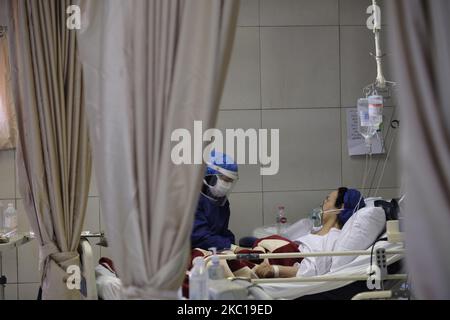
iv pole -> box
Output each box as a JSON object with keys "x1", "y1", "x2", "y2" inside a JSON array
[{"x1": 363, "y1": 0, "x2": 396, "y2": 98}]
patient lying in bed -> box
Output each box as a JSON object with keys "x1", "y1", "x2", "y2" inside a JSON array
[
  {"x1": 188, "y1": 187, "x2": 370, "y2": 282},
  {"x1": 254, "y1": 187, "x2": 390, "y2": 278},
  {"x1": 255, "y1": 187, "x2": 362, "y2": 278}
]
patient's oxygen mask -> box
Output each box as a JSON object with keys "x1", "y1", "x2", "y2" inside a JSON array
[
  {"x1": 310, "y1": 207, "x2": 323, "y2": 231},
  {"x1": 309, "y1": 207, "x2": 342, "y2": 232}
]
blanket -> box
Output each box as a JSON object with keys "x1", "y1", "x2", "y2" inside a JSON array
[{"x1": 183, "y1": 235, "x2": 302, "y2": 298}]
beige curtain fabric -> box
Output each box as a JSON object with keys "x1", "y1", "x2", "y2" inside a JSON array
[
  {"x1": 8, "y1": 0, "x2": 91, "y2": 299},
  {"x1": 77, "y1": 0, "x2": 239, "y2": 299},
  {"x1": 389, "y1": 0, "x2": 450, "y2": 298},
  {"x1": 0, "y1": 34, "x2": 17, "y2": 150}
]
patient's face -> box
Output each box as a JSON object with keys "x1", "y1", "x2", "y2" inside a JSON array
[
  {"x1": 322, "y1": 190, "x2": 339, "y2": 212},
  {"x1": 322, "y1": 191, "x2": 341, "y2": 224}
]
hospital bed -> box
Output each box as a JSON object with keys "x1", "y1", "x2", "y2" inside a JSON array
[
  {"x1": 79, "y1": 197, "x2": 408, "y2": 300},
  {"x1": 203, "y1": 197, "x2": 408, "y2": 300},
  {"x1": 78, "y1": 235, "x2": 407, "y2": 300},
  {"x1": 204, "y1": 237, "x2": 406, "y2": 300},
  {"x1": 78, "y1": 231, "x2": 109, "y2": 300}
]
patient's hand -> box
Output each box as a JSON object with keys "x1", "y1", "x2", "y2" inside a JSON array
[
  {"x1": 233, "y1": 246, "x2": 248, "y2": 253},
  {"x1": 255, "y1": 260, "x2": 274, "y2": 278},
  {"x1": 231, "y1": 244, "x2": 248, "y2": 253}
]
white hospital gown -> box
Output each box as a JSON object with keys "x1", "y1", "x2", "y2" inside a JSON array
[{"x1": 294, "y1": 228, "x2": 341, "y2": 277}]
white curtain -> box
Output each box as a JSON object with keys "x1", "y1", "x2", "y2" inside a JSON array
[
  {"x1": 389, "y1": 0, "x2": 450, "y2": 299},
  {"x1": 0, "y1": 33, "x2": 17, "y2": 150},
  {"x1": 77, "y1": 0, "x2": 239, "y2": 299},
  {"x1": 8, "y1": 0, "x2": 91, "y2": 299}
]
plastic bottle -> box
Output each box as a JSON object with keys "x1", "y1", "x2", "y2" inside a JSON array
[
  {"x1": 208, "y1": 248, "x2": 224, "y2": 280},
  {"x1": 3, "y1": 203, "x2": 17, "y2": 238},
  {"x1": 357, "y1": 98, "x2": 377, "y2": 146},
  {"x1": 368, "y1": 95, "x2": 384, "y2": 129},
  {"x1": 276, "y1": 206, "x2": 287, "y2": 235},
  {"x1": 189, "y1": 257, "x2": 209, "y2": 300}
]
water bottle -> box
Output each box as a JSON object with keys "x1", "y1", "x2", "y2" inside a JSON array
[
  {"x1": 368, "y1": 95, "x2": 383, "y2": 129},
  {"x1": 3, "y1": 203, "x2": 17, "y2": 238},
  {"x1": 357, "y1": 98, "x2": 377, "y2": 146},
  {"x1": 189, "y1": 257, "x2": 209, "y2": 300},
  {"x1": 276, "y1": 206, "x2": 287, "y2": 236},
  {"x1": 208, "y1": 248, "x2": 224, "y2": 280}
]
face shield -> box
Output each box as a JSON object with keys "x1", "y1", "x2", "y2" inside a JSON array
[{"x1": 201, "y1": 162, "x2": 238, "y2": 205}]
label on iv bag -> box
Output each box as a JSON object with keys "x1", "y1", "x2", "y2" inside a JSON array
[
  {"x1": 369, "y1": 104, "x2": 383, "y2": 127},
  {"x1": 347, "y1": 108, "x2": 385, "y2": 156},
  {"x1": 359, "y1": 110, "x2": 371, "y2": 127}
]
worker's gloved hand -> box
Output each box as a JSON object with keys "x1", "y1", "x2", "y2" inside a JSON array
[{"x1": 255, "y1": 259, "x2": 275, "y2": 278}]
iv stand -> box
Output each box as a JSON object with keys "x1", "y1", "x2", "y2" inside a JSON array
[{"x1": 363, "y1": 0, "x2": 396, "y2": 98}]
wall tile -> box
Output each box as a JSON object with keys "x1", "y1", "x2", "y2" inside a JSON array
[
  {"x1": 17, "y1": 240, "x2": 40, "y2": 283},
  {"x1": 216, "y1": 110, "x2": 262, "y2": 192},
  {"x1": 221, "y1": 27, "x2": 261, "y2": 109},
  {"x1": 228, "y1": 192, "x2": 263, "y2": 240},
  {"x1": 341, "y1": 107, "x2": 400, "y2": 189},
  {"x1": 261, "y1": 27, "x2": 340, "y2": 108},
  {"x1": 261, "y1": 0, "x2": 338, "y2": 26},
  {"x1": 263, "y1": 190, "x2": 333, "y2": 226},
  {"x1": 4, "y1": 283, "x2": 18, "y2": 300},
  {"x1": 1, "y1": 246, "x2": 17, "y2": 284},
  {"x1": 0, "y1": 150, "x2": 15, "y2": 199},
  {"x1": 237, "y1": 0, "x2": 259, "y2": 26},
  {"x1": 18, "y1": 283, "x2": 40, "y2": 300},
  {"x1": 262, "y1": 109, "x2": 341, "y2": 191}
]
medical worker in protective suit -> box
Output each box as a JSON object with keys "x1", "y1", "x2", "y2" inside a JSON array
[{"x1": 191, "y1": 151, "x2": 239, "y2": 251}]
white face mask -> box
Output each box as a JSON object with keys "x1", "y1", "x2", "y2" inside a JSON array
[{"x1": 210, "y1": 178, "x2": 233, "y2": 198}]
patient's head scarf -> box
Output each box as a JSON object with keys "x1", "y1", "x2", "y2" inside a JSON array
[{"x1": 338, "y1": 189, "x2": 365, "y2": 226}]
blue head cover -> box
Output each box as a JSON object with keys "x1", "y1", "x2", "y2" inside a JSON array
[
  {"x1": 338, "y1": 189, "x2": 365, "y2": 226},
  {"x1": 205, "y1": 150, "x2": 238, "y2": 178}
]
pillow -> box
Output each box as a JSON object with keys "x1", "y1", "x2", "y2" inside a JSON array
[
  {"x1": 364, "y1": 197, "x2": 383, "y2": 208},
  {"x1": 330, "y1": 206, "x2": 386, "y2": 271}
]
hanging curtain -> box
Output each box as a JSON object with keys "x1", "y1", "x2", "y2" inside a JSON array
[
  {"x1": 389, "y1": 0, "x2": 450, "y2": 299},
  {"x1": 0, "y1": 32, "x2": 17, "y2": 150},
  {"x1": 8, "y1": 0, "x2": 91, "y2": 299},
  {"x1": 77, "y1": 0, "x2": 239, "y2": 299}
]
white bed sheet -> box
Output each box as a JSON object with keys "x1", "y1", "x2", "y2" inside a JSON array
[{"x1": 259, "y1": 241, "x2": 404, "y2": 300}]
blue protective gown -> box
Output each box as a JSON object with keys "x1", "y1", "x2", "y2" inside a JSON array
[{"x1": 191, "y1": 193, "x2": 235, "y2": 250}]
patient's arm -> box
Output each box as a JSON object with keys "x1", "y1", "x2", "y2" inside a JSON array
[
  {"x1": 255, "y1": 260, "x2": 298, "y2": 278},
  {"x1": 278, "y1": 265, "x2": 299, "y2": 278}
]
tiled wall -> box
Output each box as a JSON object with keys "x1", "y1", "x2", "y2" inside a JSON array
[
  {"x1": 0, "y1": 149, "x2": 104, "y2": 300},
  {"x1": 218, "y1": 0, "x2": 400, "y2": 240},
  {"x1": 0, "y1": 0, "x2": 400, "y2": 300}
]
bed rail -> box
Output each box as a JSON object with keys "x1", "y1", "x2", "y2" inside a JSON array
[
  {"x1": 204, "y1": 247, "x2": 406, "y2": 286},
  {"x1": 252, "y1": 273, "x2": 407, "y2": 284},
  {"x1": 204, "y1": 249, "x2": 405, "y2": 264}
]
